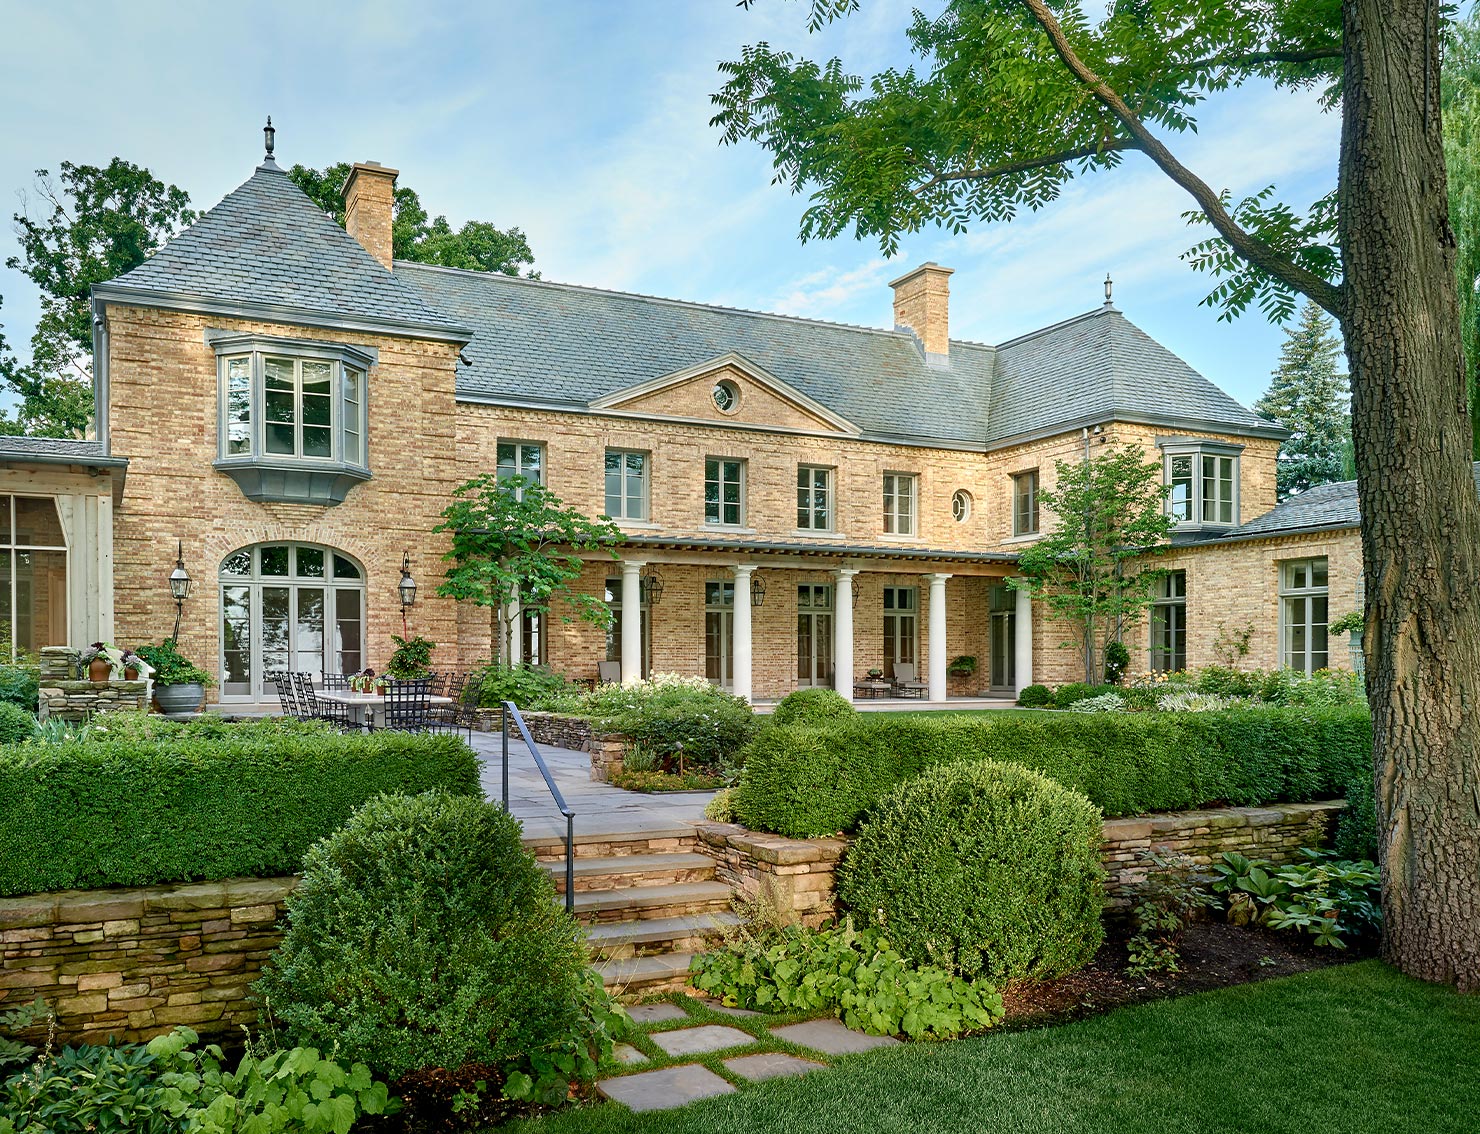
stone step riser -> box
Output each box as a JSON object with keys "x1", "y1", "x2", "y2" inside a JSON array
[
  {"x1": 553, "y1": 865, "x2": 716, "y2": 894},
  {"x1": 576, "y1": 895, "x2": 733, "y2": 925},
  {"x1": 605, "y1": 970, "x2": 692, "y2": 994},
  {"x1": 526, "y1": 835, "x2": 700, "y2": 862},
  {"x1": 589, "y1": 929, "x2": 727, "y2": 961}
]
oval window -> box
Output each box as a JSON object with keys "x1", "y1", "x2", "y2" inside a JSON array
[
  {"x1": 951, "y1": 489, "x2": 972, "y2": 523},
  {"x1": 712, "y1": 380, "x2": 740, "y2": 413}
]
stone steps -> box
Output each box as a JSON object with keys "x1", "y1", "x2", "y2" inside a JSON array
[
  {"x1": 542, "y1": 852, "x2": 716, "y2": 893},
  {"x1": 596, "y1": 951, "x2": 699, "y2": 994},
  {"x1": 585, "y1": 911, "x2": 740, "y2": 959},
  {"x1": 523, "y1": 827, "x2": 699, "y2": 863},
  {"x1": 572, "y1": 880, "x2": 734, "y2": 924}
]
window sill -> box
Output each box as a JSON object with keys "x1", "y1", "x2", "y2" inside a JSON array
[
  {"x1": 1003, "y1": 532, "x2": 1042, "y2": 545},
  {"x1": 877, "y1": 532, "x2": 924, "y2": 543},
  {"x1": 791, "y1": 529, "x2": 845, "y2": 539},
  {"x1": 614, "y1": 519, "x2": 661, "y2": 530},
  {"x1": 214, "y1": 457, "x2": 371, "y2": 506},
  {"x1": 702, "y1": 524, "x2": 757, "y2": 534}
]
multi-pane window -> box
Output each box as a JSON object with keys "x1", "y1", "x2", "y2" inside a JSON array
[
  {"x1": 605, "y1": 450, "x2": 648, "y2": 521},
  {"x1": 0, "y1": 496, "x2": 68, "y2": 663},
  {"x1": 705, "y1": 580, "x2": 735, "y2": 686},
  {"x1": 496, "y1": 441, "x2": 544, "y2": 486},
  {"x1": 1164, "y1": 448, "x2": 1239, "y2": 525},
  {"x1": 1150, "y1": 570, "x2": 1188, "y2": 673},
  {"x1": 705, "y1": 458, "x2": 745, "y2": 526},
  {"x1": 220, "y1": 351, "x2": 366, "y2": 467},
  {"x1": 797, "y1": 465, "x2": 833, "y2": 530},
  {"x1": 883, "y1": 586, "x2": 918, "y2": 679},
  {"x1": 883, "y1": 473, "x2": 917, "y2": 535},
  {"x1": 1013, "y1": 470, "x2": 1040, "y2": 536},
  {"x1": 1281, "y1": 558, "x2": 1329, "y2": 673}
]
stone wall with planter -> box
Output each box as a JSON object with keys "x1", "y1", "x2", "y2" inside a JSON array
[
  {"x1": 36, "y1": 645, "x2": 149, "y2": 724},
  {"x1": 0, "y1": 877, "x2": 295, "y2": 1045},
  {"x1": 696, "y1": 799, "x2": 1346, "y2": 926},
  {"x1": 473, "y1": 707, "x2": 633, "y2": 781}
]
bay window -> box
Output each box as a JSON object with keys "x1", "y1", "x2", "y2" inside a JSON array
[{"x1": 1160, "y1": 440, "x2": 1242, "y2": 528}]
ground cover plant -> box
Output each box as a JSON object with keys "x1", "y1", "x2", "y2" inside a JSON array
[
  {"x1": 1213, "y1": 849, "x2": 1381, "y2": 949},
  {"x1": 0, "y1": 714, "x2": 480, "y2": 895},
  {"x1": 734, "y1": 704, "x2": 1371, "y2": 839}
]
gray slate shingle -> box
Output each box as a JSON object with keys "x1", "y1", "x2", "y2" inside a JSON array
[
  {"x1": 0, "y1": 436, "x2": 112, "y2": 461},
  {"x1": 103, "y1": 166, "x2": 465, "y2": 333}
]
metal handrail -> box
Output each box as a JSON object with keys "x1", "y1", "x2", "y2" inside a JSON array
[{"x1": 501, "y1": 700, "x2": 575, "y2": 912}]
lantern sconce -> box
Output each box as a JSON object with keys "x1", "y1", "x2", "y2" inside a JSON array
[
  {"x1": 750, "y1": 572, "x2": 767, "y2": 608},
  {"x1": 398, "y1": 551, "x2": 418, "y2": 609},
  {"x1": 640, "y1": 564, "x2": 665, "y2": 606},
  {"x1": 168, "y1": 540, "x2": 192, "y2": 643}
]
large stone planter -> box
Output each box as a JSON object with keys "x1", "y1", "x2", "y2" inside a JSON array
[{"x1": 154, "y1": 683, "x2": 204, "y2": 715}]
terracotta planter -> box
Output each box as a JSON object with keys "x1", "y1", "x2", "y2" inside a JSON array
[
  {"x1": 88, "y1": 658, "x2": 111, "y2": 682},
  {"x1": 124, "y1": 667, "x2": 140, "y2": 682}
]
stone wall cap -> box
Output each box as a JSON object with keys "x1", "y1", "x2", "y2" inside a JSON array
[{"x1": 696, "y1": 822, "x2": 847, "y2": 865}]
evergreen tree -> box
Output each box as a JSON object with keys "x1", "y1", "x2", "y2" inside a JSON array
[{"x1": 1256, "y1": 301, "x2": 1352, "y2": 499}]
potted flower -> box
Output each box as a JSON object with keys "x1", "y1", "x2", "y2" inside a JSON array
[
  {"x1": 78, "y1": 641, "x2": 140, "y2": 682},
  {"x1": 386, "y1": 635, "x2": 436, "y2": 679},
  {"x1": 134, "y1": 640, "x2": 214, "y2": 715},
  {"x1": 866, "y1": 667, "x2": 885, "y2": 681},
  {"x1": 349, "y1": 668, "x2": 387, "y2": 694}
]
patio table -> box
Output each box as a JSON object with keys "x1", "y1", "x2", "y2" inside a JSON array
[
  {"x1": 853, "y1": 681, "x2": 893, "y2": 699},
  {"x1": 315, "y1": 689, "x2": 453, "y2": 730}
]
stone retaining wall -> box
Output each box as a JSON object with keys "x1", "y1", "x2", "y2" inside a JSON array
[
  {"x1": 0, "y1": 877, "x2": 296, "y2": 1045},
  {"x1": 696, "y1": 799, "x2": 1346, "y2": 926},
  {"x1": 474, "y1": 708, "x2": 633, "y2": 781},
  {"x1": 37, "y1": 645, "x2": 149, "y2": 723}
]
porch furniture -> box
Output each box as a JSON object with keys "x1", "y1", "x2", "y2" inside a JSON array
[
  {"x1": 315, "y1": 687, "x2": 453, "y2": 731},
  {"x1": 430, "y1": 675, "x2": 480, "y2": 739},
  {"x1": 853, "y1": 680, "x2": 893, "y2": 699},
  {"x1": 428, "y1": 671, "x2": 449, "y2": 697},
  {"x1": 597, "y1": 660, "x2": 622, "y2": 685},
  {"x1": 293, "y1": 672, "x2": 356, "y2": 730},
  {"x1": 383, "y1": 678, "x2": 434, "y2": 732},
  {"x1": 319, "y1": 672, "x2": 351, "y2": 691},
  {"x1": 890, "y1": 663, "x2": 930, "y2": 699},
  {"x1": 267, "y1": 671, "x2": 296, "y2": 716}
]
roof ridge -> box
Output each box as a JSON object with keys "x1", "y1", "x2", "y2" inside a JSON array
[
  {"x1": 994, "y1": 305, "x2": 1114, "y2": 350},
  {"x1": 394, "y1": 259, "x2": 999, "y2": 352}
]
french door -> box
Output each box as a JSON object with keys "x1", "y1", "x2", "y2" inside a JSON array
[
  {"x1": 220, "y1": 543, "x2": 365, "y2": 702},
  {"x1": 989, "y1": 584, "x2": 1017, "y2": 689},
  {"x1": 705, "y1": 581, "x2": 735, "y2": 687},
  {"x1": 882, "y1": 586, "x2": 918, "y2": 679},
  {"x1": 797, "y1": 584, "x2": 833, "y2": 687}
]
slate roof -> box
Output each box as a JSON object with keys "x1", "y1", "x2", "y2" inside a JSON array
[
  {"x1": 1194, "y1": 463, "x2": 1480, "y2": 543},
  {"x1": 97, "y1": 165, "x2": 469, "y2": 338},
  {"x1": 989, "y1": 307, "x2": 1279, "y2": 445},
  {"x1": 397, "y1": 263, "x2": 997, "y2": 447},
  {"x1": 0, "y1": 436, "x2": 124, "y2": 467}
]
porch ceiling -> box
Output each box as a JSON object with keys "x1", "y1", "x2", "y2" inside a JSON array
[{"x1": 604, "y1": 533, "x2": 1019, "y2": 572}]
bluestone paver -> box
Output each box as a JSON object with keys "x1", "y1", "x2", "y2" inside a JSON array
[
  {"x1": 723, "y1": 1052, "x2": 827, "y2": 1081},
  {"x1": 626, "y1": 1002, "x2": 690, "y2": 1024},
  {"x1": 770, "y1": 1018, "x2": 902, "y2": 1055},
  {"x1": 595, "y1": 1064, "x2": 736, "y2": 1112},
  {"x1": 612, "y1": 1043, "x2": 647, "y2": 1066},
  {"x1": 650, "y1": 1023, "x2": 757, "y2": 1056}
]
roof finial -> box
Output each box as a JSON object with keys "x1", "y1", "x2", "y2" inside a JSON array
[
  {"x1": 264, "y1": 116, "x2": 276, "y2": 161},
  {"x1": 1103, "y1": 272, "x2": 1114, "y2": 308}
]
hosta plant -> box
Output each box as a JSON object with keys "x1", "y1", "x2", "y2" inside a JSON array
[{"x1": 1212, "y1": 849, "x2": 1380, "y2": 948}]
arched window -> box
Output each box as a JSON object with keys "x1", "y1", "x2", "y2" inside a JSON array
[{"x1": 219, "y1": 543, "x2": 365, "y2": 702}]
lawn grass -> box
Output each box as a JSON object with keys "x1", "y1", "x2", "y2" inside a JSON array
[{"x1": 518, "y1": 962, "x2": 1479, "y2": 1134}]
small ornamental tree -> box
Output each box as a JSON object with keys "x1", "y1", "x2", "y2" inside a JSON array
[
  {"x1": 1012, "y1": 444, "x2": 1174, "y2": 684},
  {"x1": 434, "y1": 474, "x2": 622, "y2": 663}
]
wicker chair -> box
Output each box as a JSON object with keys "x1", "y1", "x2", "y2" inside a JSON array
[{"x1": 382, "y1": 678, "x2": 434, "y2": 732}]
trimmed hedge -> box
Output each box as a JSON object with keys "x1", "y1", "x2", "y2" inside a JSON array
[
  {"x1": 732, "y1": 706, "x2": 1371, "y2": 838},
  {"x1": 0, "y1": 717, "x2": 481, "y2": 895}
]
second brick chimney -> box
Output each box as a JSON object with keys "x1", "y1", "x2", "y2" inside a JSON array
[
  {"x1": 889, "y1": 262, "x2": 954, "y2": 358},
  {"x1": 343, "y1": 161, "x2": 398, "y2": 271}
]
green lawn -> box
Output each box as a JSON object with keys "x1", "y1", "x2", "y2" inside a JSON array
[{"x1": 516, "y1": 962, "x2": 1479, "y2": 1134}]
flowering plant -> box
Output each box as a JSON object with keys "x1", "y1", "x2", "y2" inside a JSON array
[
  {"x1": 349, "y1": 668, "x2": 387, "y2": 694},
  {"x1": 78, "y1": 641, "x2": 144, "y2": 676}
]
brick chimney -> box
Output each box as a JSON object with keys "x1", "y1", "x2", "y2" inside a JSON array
[
  {"x1": 889, "y1": 262, "x2": 954, "y2": 358},
  {"x1": 343, "y1": 161, "x2": 398, "y2": 271}
]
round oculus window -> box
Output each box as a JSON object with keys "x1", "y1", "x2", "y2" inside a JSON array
[
  {"x1": 712, "y1": 379, "x2": 740, "y2": 413},
  {"x1": 951, "y1": 489, "x2": 972, "y2": 523}
]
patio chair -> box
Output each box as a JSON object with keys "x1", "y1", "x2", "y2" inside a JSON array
[
  {"x1": 429, "y1": 674, "x2": 480, "y2": 740},
  {"x1": 266, "y1": 671, "x2": 295, "y2": 716},
  {"x1": 382, "y1": 677, "x2": 434, "y2": 732},
  {"x1": 292, "y1": 672, "x2": 356, "y2": 730},
  {"x1": 597, "y1": 660, "x2": 622, "y2": 685},
  {"x1": 890, "y1": 663, "x2": 930, "y2": 699},
  {"x1": 427, "y1": 671, "x2": 449, "y2": 697},
  {"x1": 319, "y1": 672, "x2": 350, "y2": 691}
]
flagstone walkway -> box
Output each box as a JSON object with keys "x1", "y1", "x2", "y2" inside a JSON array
[{"x1": 595, "y1": 997, "x2": 900, "y2": 1113}]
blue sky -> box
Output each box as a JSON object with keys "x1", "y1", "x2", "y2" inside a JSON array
[{"x1": 0, "y1": 0, "x2": 1341, "y2": 411}]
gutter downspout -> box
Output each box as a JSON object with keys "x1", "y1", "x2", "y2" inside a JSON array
[{"x1": 91, "y1": 297, "x2": 110, "y2": 452}]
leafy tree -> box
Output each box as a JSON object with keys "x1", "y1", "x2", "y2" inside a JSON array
[
  {"x1": 1256, "y1": 300, "x2": 1352, "y2": 498},
  {"x1": 434, "y1": 474, "x2": 622, "y2": 664},
  {"x1": 716, "y1": 0, "x2": 1480, "y2": 988},
  {"x1": 1012, "y1": 444, "x2": 1175, "y2": 684},
  {"x1": 287, "y1": 163, "x2": 539, "y2": 277},
  {"x1": 1443, "y1": 7, "x2": 1480, "y2": 458},
  {"x1": 4, "y1": 159, "x2": 195, "y2": 437}
]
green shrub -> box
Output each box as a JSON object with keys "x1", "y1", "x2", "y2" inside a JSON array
[
  {"x1": 584, "y1": 676, "x2": 756, "y2": 768},
  {"x1": 1053, "y1": 682, "x2": 1124, "y2": 708},
  {"x1": 1016, "y1": 683, "x2": 1053, "y2": 708},
  {"x1": 386, "y1": 633, "x2": 436, "y2": 678},
  {"x1": 256, "y1": 791, "x2": 590, "y2": 1081},
  {"x1": 0, "y1": 665, "x2": 38, "y2": 712},
  {"x1": 733, "y1": 705, "x2": 1371, "y2": 838},
  {"x1": 689, "y1": 920, "x2": 1003, "y2": 1039},
  {"x1": 1212, "y1": 849, "x2": 1380, "y2": 948},
  {"x1": 0, "y1": 717, "x2": 480, "y2": 895},
  {"x1": 0, "y1": 703, "x2": 36, "y2": 744},
  {"x1": 1104, "y1": 640, "x2": 1131, "y2": 685},
  {"x1": 838, "y1": 761, "x2": 1105, "y2": 983},
  {"x1": 132, "y1": 640, "x2": 213, "y2": 687},
  {"x1": 771, "y1": 687, "x2": 856, "y2": 727},
  {"x1": 478, "y1": 663, "x2": 579, "y2": 710},
  {"x1": 1334, "y1": 764, "x2": 1378, "y2": 861}
]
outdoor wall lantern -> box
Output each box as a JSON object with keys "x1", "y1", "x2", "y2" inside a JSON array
[
  {"x1": 641, "y1": 564, "x2": 665, "y2": 606},
  {"x1": 168, "y1": 540, "x2": 192, "y2": 642},
  {"x1": 398, "y1": 551, "x2": 418, "y2": 609},
  {"x1": 750, "y1": 573, "x2": 767, "y2": 608}
]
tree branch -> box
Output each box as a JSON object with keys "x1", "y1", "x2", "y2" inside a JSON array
[
  {"x1": 1021, "y1": 0, "x2": 1346, "y2": 320},
  {"x1": 915, "y1": 138, "x2": 1141, "y2": 193},
  {"x1": 1189, "y1": 47, "x2": 1344, "y2": 71}
]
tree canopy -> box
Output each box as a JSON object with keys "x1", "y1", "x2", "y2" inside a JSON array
[
  {"x1": 287, "y1": 163, "x2": 539, "y2": 277},
  {"x1": 1256, "y1": 300, "x2": 1352, "y2": 499}
]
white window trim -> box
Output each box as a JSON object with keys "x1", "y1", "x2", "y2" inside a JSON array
[
  {"x1": 705, "y1": 456, "x2": 748, "y2": 528},
  {"x1": 1011, "y1": 469, "x2": 1039, "y2": 536},
  {"x1": 1278, "y1": 557, "x2": 1330, "y2": 674},
  {"x1": 1159, "y1": 439, "x2": 1243, "y2": 529},
  {"x1": 604, "y1": 448, "x2": 650, "y2": 522},
  {"x1": 883, "y1": 471, "x2": 918, "y2": 537},
  {"x1": 797, "y1": 464, "x2": 834, "y2": 532},
  {"x1": 496, "y1": 439, "x2": 546, "y2": 485}
]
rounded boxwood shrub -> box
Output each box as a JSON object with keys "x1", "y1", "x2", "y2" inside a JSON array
[
  {"x1": 771, "y1": 687, "x2": 856, "y2": 727},
  {"x1": 838, "y1": 760, "x2": 1105, "y2": 984},
  {"x1": 256, "y1": 791, "x2": 587, "y2": 1079},
  {"x1": 0, "y1": 702, "x2": 37, "y2": 743},
  {"x1": 1016, "y1": 683, "x2": 1053, "y2": 708}
]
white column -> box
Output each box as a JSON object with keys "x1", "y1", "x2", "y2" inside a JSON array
[
  {"x1": 620, "y1": 560, "x2": 644, "y2": 684},
  {"x1": 833, "y1": 568, "x2": 859, "y2": 699},
  {"x1": 507, "y1": 597, "x2": 523, "y2": 666},
  {"x1": 732, "y1": 564, "x2": 755, "y2": 703},
  {"x1": 1014, "y1": 583, "x2": 1034, "y2": 692},
  {"x1": 927, "y1": 573, "x2": 952, "y2": 702}
]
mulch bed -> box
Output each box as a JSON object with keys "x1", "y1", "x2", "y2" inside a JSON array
[{"x1": 1000, "y1": 920, "x2": 1374, "y2": 1029}]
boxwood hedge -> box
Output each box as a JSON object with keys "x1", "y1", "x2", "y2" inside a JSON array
[
  {"x1": 732, "y1": 706, "x2": 1371, "y2": 838},
  {"x1": 0, "y1": 717, "x2": 482, "y2": 896}
]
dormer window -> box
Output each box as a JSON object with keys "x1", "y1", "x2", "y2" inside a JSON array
[
  {"x1": 210, "y1": 332, "x2": 374, "y2": 506},
  {"x1": 1159, "y1": 438, "x2": 1242, "y2": 528}
]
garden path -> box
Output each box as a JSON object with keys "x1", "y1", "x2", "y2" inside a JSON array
[{"x1": 468, "y1": 731, "x2": 714, "y2": 842}]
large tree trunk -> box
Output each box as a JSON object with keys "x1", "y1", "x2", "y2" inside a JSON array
[{"x1": 1341, "y1": 0, "x2": 1480, "y2": 988}]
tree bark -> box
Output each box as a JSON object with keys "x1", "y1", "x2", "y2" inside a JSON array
[{"x1": 1340, "y1": 0, "x2": 1480, "y2": 988}]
